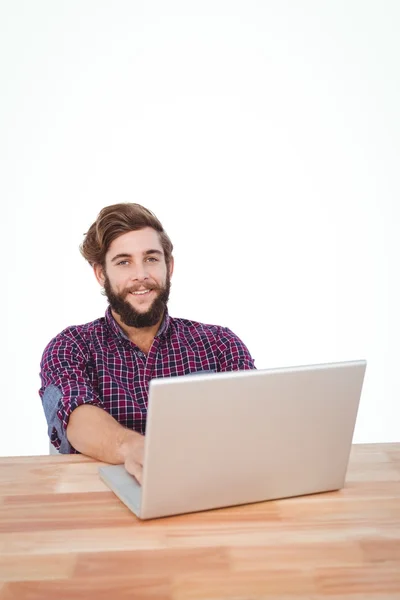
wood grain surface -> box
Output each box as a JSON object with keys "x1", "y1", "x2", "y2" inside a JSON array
[{"x1": 0, "y1": 443, "x2": 399, "y2": 599}]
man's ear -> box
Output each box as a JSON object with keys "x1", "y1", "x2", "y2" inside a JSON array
[
  {"x1": 168, "y1": 256, "x2": 174, "y2": 278},
  {"x1": 93, "y1": 264, "x2": 106, "y2": 286}
]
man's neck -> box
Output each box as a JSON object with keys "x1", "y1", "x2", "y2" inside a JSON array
[{"x1": 111, "y1": 309, "x2": 164, "y2": 354}]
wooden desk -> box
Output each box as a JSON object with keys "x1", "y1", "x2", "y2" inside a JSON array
[{"x1": 0, "y1": 443, "x2": 399, "y2": 599}]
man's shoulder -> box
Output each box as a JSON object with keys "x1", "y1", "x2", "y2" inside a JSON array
[
  {"x1": 42, "y1": 314, "x2": 107, "y2": 356},
  {"x1": 168, "y1": 315, "x2": 231, "y2": 341},
  {"x1": 64, "y1": 314, "x2": 106, "y2": 340},
  {"x1": 170, "y1": 315, "x2": 217, "y2": 330},
  {"x1": 168, "y1": 316, "x2": 253, "y2": 365}
]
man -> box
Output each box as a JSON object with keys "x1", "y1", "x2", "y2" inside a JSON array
[{"x1": 39, "y1": 203, "x2": 255, "y2": 483}]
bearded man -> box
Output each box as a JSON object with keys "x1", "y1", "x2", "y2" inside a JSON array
[{"x1": 39, "y1": 203, "x2": 255, "y2": 482}]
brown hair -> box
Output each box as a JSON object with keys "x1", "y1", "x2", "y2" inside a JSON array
[{"x1": 80, "y1": 203, "x2": 173, "y2": 269}]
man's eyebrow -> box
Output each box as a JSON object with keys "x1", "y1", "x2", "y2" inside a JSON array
[
  {"x1": 111, "y1": 253, "x2": 131, "y2": 263},
  {"x1": 111, "y1": 249, "x2": 163, "y2": 263},
  {"x1": 143, "y1": 249, "x2": 163, "y2": 256}
]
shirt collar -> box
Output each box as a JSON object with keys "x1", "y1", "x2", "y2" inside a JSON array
[{"x1": 105, "y1": 305, "x2": 170, "y2": 341}]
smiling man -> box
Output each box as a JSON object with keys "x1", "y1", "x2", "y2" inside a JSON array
[{"x1": 39, "y1": 203, "x2": 255, "y2": 482}]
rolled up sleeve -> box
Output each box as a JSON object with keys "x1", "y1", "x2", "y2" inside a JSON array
[
  {"x1": 217, "y1": 327, "x2": 256, "y2": 372},
  {"x1": 39, "y1": 333, "x2": 102, "y2": 452}
]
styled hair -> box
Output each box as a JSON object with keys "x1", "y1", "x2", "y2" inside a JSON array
[{"x1": 80, "y1": 203, "x2": 173, "y2": 268}]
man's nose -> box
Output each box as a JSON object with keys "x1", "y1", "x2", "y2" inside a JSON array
[{"x1": 131, "y1": 263, "x2": 149, "y2": 281}]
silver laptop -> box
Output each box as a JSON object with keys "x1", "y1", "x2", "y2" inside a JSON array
[{"x1": 99, "y1": 360, "x2": 366, "y2": 520}]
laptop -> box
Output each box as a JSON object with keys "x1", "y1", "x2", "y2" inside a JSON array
[{"x1": 99, "y1": 360, "x2": 366, "y2": 520}]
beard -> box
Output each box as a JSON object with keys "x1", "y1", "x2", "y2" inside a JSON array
[{"x1": 102, "y1": 272, "x2": 171, "y2": 328}]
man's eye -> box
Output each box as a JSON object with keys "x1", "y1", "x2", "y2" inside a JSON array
[
  {"x1": 117, "y1": 260, "x2": 129, "y2": 266},
  {"x1": 146, "y1": 257, "x2": 159, "y2": 263}
]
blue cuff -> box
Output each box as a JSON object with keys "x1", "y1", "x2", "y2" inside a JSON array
[{"x1": 42, "y1": 384, "x2": 72, "y2": 454}]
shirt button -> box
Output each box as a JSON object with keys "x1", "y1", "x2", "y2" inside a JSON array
[{"x1": 138, "y1": 351, "x2": 145, "y2": 358}]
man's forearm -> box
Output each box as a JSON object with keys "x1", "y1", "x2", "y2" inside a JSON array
[{"x1": 66, "y1": 404, "x2": 139, "y2": 464}]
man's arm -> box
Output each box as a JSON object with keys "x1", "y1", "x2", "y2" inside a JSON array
[
  {"x1": 217, "y1": 326, "x2": 256, "y2": 371},
  {"x1": 39, "y1": 334, "x2": 144, "y2": 482},
  {"x1": 67, "y1": 405, "x2": 145, "y2": 483}
]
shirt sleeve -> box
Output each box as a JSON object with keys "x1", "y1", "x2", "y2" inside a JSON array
[
  {"x1": 216, "y1": 327, "x2": 256, "y2": 371},
  {"x1": 39, "y1": 333, "x2": 103, "y2": 452}
]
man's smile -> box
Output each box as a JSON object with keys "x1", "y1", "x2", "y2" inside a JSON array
[{"x1": 130, "y1": 290, "x2": 152, "y2": 296}]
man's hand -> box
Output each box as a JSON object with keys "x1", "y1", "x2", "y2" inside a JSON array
[
  {"x1": 67, "y1": 405, "x2": 146, "y2": 479},
  {"x1": 120, "y1": 432, "x2": 145, "y2": 484}
]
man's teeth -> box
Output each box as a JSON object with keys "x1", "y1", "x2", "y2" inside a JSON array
[{"x1": 131, "y1": 290, "x2": 150, "y2": 295}]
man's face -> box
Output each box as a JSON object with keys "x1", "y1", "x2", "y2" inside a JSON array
[{"x1": 96, "y1": 227, "x2": 173, "y2": 328}]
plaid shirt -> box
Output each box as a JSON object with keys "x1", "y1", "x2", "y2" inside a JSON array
[{"x1": 39, "y1": 306, "x2": 255, "y2": 452}]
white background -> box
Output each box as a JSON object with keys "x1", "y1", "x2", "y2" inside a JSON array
[{"x1": 1, "y1": 1, "x2": 399, "y2": 456}]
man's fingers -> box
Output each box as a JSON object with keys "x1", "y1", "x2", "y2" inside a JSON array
[
  {"x1": 121, "y1": 433, "x2": 144, "y2": 484},
  {"x1": 124, "y1": 457, "x2": 143, "y2": 485}
]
